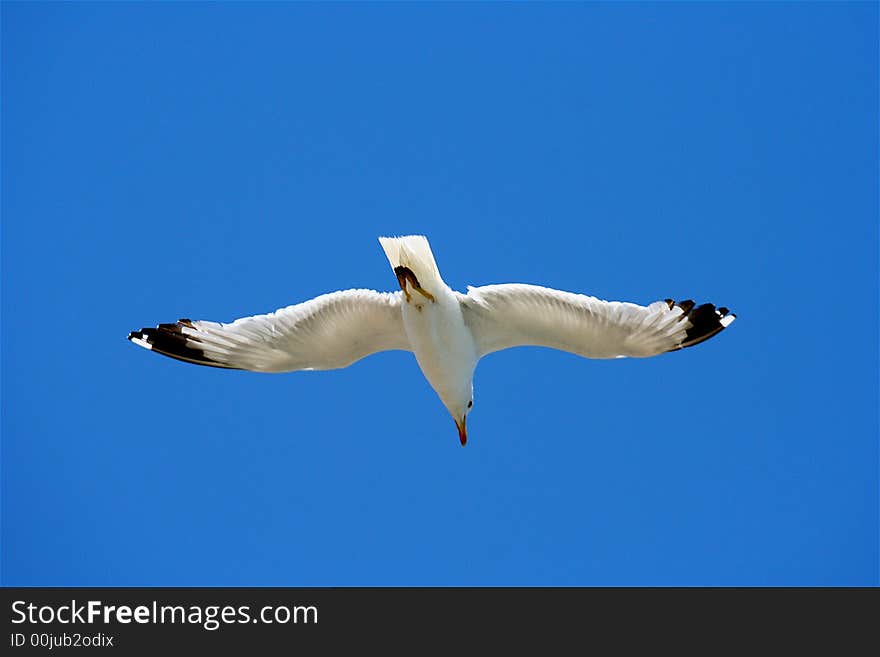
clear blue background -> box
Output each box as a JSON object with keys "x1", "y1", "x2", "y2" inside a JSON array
[{"x1": 3, "y1": 2, "x2": 877, "y2": 586}]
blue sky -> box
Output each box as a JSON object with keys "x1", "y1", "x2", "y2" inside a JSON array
[{"x1": 2, "y1": 3, "x2": 877, "y2": 586}]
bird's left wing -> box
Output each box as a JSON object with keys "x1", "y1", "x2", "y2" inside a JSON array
[
  {"x1": 460, "y1": 284, "x2": 735, "y2": 360},
  {"x1": 128, "y1": 289, "x2": 410, "y2": 372}
]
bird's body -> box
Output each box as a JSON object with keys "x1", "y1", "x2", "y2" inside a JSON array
[
  {"x1": 378, "y1": 236, "x2": 478, "y2": 432},
  {"x1": 129, "y1": 235, "x2": 736, "y2": 445},
  {"x1": 402, "y1": 289, "x2": 477, "y2": 419}
]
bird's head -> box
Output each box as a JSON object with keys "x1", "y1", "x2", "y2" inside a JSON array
[{"x1": 442, "y1": 386, "x2": 474, "y2": 447}]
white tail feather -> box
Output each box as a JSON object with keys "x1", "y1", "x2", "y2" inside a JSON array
[{"x1": 378, "y1": 235, "x2": 443, "y2": 286}]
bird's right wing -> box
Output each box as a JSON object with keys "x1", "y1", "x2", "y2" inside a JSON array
[
  {"x1": 128, "y1": 289, "x2": 410, "y2": 372},
  {"x1": 460, "y1": 284, "x2": 735, "y2": 360}
]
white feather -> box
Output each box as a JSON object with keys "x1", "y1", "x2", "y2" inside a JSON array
[
  {"x1": 460, "y1": 284, "x2": 720, "y2": 359},
  {"x1": 378, "y1": 235, "x2": 444, "y2": 289},
  {"x1": 138, "y1": 290, "x2": 409, "y2": 372}
]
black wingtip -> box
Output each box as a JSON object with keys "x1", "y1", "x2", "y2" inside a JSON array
[
  {"x1": 127, "y1": 320, "x2": 240, "y2": 369},
  {"x1": 666, "y1": 299, "x2": 736, "y2": 351}
]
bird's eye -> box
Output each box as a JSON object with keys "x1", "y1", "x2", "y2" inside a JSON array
[{"x1": 467, "y1": 400, "x2": 473, "y2": 409}]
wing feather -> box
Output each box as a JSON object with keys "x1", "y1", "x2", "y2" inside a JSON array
[
  {"x1": 129, "y1": 289, "x2": 410, "y2": 372},
  {"x1": 460, "y1": 284, "x2": 734, "y2": 360}
]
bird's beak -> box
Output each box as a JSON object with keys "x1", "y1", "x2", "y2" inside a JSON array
[{"x1": 455, "y1": 416, "x2": 467, "y2": 447}]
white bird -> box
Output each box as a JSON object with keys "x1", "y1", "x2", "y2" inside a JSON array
[{"x1": 128, "y1": 235, "x2": 735, "y2": 445}]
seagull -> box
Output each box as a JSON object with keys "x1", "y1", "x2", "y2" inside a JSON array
[{"x1": 128, "y1": 235, "x2": 735, "y2": 445}]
